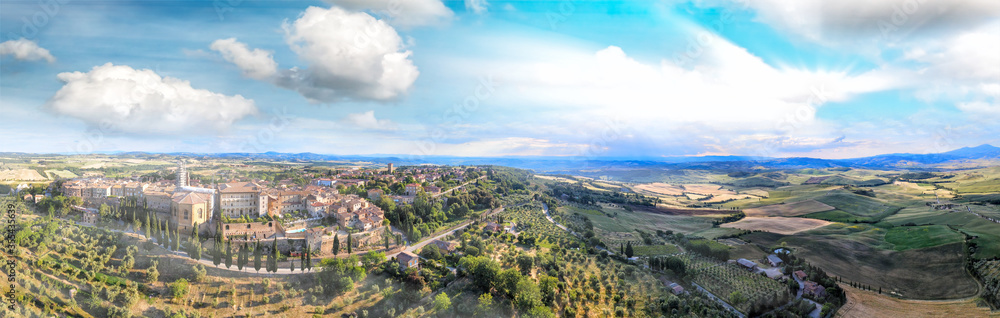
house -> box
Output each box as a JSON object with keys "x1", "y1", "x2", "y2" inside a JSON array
[
  {"x1": 313, "y1": 178, "x2": 334, "y2": 187},
  {"x1": 736, "y1": 258, "x2": 757, "y2": 271},
  {"x1": 398, "y1": 251, "x2": 419, "y2": 270},
  {"x1": 424, "y1": 185, "x2": 442, "y2": 194},
  {"x1": 767, "y1": 254, "x2": 783, "y2": 267},
  {"x1": 405, "y1": 184, "x2": 421, "y2": 196},
  {"x1": 671, "y1": 285, "x2": 685, "y2": 295},
  {"x1": 794, "y1": 270, "x2": 807, "y2": 281},
  {"x1": 82, "y1": 210, "x2": 99, "y2": 224},
  {"x1": 484, "y1": 222, "x2": 502, "y2": 232},
  {"x1": 803, "y1": 281, "x2": 827, "y2": 298},
  {"x1": 430, "y1": 239, "x2": 458, "y2": 253},
  {"x1": 367, "y1": 188, "x2": 383, "y2": 201}
]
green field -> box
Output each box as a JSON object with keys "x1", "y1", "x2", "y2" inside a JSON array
[
  {"x1": 807, "y1": 192, "x2": 903, "y2": 222},
  {"x1": 631, "y1": 244, "x2": 681, "y2": 256},
  {"x1": 884, "y1": 225, "x2": 964, "y2": 251}
]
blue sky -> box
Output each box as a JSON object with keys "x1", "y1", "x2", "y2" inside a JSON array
[{"x1": 1, "y1": 0, "x2": 998, "y2": 159}]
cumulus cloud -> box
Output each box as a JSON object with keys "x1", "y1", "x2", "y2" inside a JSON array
[
  {"x1": 344, "y1": 110, "x2": 397, "y2": 130},
  {"x1": 0, "y1": 38, "x2": 55, "y2": 63},
  {"x1": 45, "y1": 63, "x2": 258, "y2": 135},
  {"x1": 466, "y1": 0, "x2": 489, "y2": 14},
  {"x1": 209, "y1": 38, "x2": 278, "y2": 80},
  {"x1": 275, "y1": 6, "x2": 419, "y2": 103},
  {"x1": 323, "y1": 0, "x2": 453, "y2": 27}
]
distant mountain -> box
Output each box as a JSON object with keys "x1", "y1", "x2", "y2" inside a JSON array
[
  {"x1": 20, "y1": 144, "x2": 1000, "y2": 172},
  {"x1": 942, "y1": 144, "x2": 1000, "y2": 158},
  {"x1": 836, "y1": 144, "x2": 1000, "y2": 169}
]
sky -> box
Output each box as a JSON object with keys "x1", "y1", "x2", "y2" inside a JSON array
[{"x1": 1, "y1": 0, "x2": 998, "y2": 159}]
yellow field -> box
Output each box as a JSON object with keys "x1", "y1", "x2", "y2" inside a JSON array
[
  {"x1": 633, "y1": 182, "x2": 685, "y2": 196},
  {"x1": 837, "y1": 283, "x2": 998, "y2": 318},
  {"x1": 0, "y1": 169, "x2": 47, "y2": 181},
  {"x1": 683, "y1": 184, "x2": 735, "y2": 196},
  {"x1": 721, "y1": 217, "x2": 832, "y2": 235},
  {"x1": 744, "y1": 200, "x2": 835, "y2": 217}
]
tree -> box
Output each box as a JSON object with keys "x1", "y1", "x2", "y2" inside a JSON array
[
  {"x1": 300, "y1": 244, "x2": 307, "y2": 272},
  {"x1": 516, "y1": 254, "x2": 533, "y2": 275},
  {"x1": 270, "y1": 238, "x2": 279, "y2": 273},
  {"x1": 434, "y1": 292, "x2": 452, "y2": 312},
  {"x1": 237, "y1": 243, "x2": 246, "y2": 271},
  {"x1": 332, "y1": 235, "x2": 340, "y2": 256},
  {"x1": 513, "y1": 277, "x2": 542, "y2": 310},
  {"x1": 192, "y1": 265, "x2": 207, "y2": 282},
  {"x1": 305, "y1": 245, "x2": 312, "y2": 272},
  {"x1": 476, "y1": 293, "x2": 493, "y2": 315},
  {"x1": 253, "y1": 239, "x2": 262, "y2": 273},
  {"x1": 347, "y1": 234, "x2": 353, "y2": 254},
  {"x1": 172, "y1": 226, "x2": 181, "y2": 251},
  {"x1": 146, "y1": 261, "x2": 159, "y2": 283},
  {"x1": 212, "y1": 235, "x2": 222, "y2": 268},
  {"x1": 170, "y1": 278, "x2": 190, "y2": 300},
  {"x1": 625, "y1": 241, "x2": 634, "y2": 259},
  {"x1": 224, "y1": 239, "x2": 233, "y2": 269}
]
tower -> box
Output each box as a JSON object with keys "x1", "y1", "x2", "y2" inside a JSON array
[
  {"x1": 387, "y1": 163, "x2": 394, "y2": 174},
  {"x1": 176, "y1": 162, "x2": 188, "y2": 188}
]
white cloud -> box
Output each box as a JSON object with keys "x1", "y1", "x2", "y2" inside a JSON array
[
  {"x1": 740, "y1": 0, "x2": 1000, "y2": 44},
  {"x1": 45, "y1": 63, "x2": 258, "y2": 135},
  {"x1": 323, "y1": 0, "x2": 453, "y2": 27},
  {"x1": 466, "y1": 0, "x2": 489, "y2": 14},
  {"x1": 344, "y1": 110, "x2": 397, "y2": 130},
  {"x1": 0, "y1": 38, "x2": 55, "y2": 63},
  {"x1": 274, "y1": 6, "x2": 419, "y2": 103},
  {"x1": 209, "y1": 38, "x2": 278, "y2": 80}
]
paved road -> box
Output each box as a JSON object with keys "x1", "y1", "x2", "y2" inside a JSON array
[
  {"x1": 387, "y1": 205, "x2": 505, "y2": 259},
  {"x1": 431, "y1": 176, "x2": 486, "y2": 198},
  {"x1": 693, "y1": 282, "x2": 747, "y2": 318}
]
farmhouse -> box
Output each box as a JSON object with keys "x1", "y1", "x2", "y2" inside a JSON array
[
  {"x1": 429, "y1": 239, "x2": 458, "y2": 253},
  {"x1": 484, "y1": 222, "x2": 502, "y2": 232},
  {"x1": 767, "y1": 254, "x2": 783, "y2": 267},
  {"x1": 398, "y1": 251, "x2": 419, "y2": 270},
  {"x1": 794, "y1": 270, "x2": 807, "y2": 281},
  {"x1": 737, "y1": 258, "x2": 757, "y2": 271},
  {"x1": 803, "y1": 281, "x2": 827, "y2": 298}
]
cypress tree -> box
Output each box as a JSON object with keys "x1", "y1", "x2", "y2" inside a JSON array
[
  {"x1": 347, "y1": 234, "x2": 353, "y2": 254},
  {"x1": 253, "y1": 239, "x2": 262, "y2": 273},
  {"x1": 333, "y1": 235, "x2": 340, "y2": 256},
  {"x1": 269, "y1": 238, "x2": 278, "y2": 272},
  {"x1": 300, "y1": 244, "x2": 306, "y2": 272},
  {"x1": 237, "y1": 243, "x2": 246, "y2": 271},
  {"x1": 305, "y1": 246, "x2": 312, "y2": 272},
  {"x1": 225, "y1": 239, "x2": 233, "y2": 268},
  {"x1": 212, "y1": 234, "x2": 222, "y2": 267},
  {"x1": 144, "y1": 214, "x2": 151, "y2": 237}
]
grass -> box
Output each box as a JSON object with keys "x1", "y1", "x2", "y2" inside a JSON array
[
  {"x1": 884, "y1": 207, "x2": 1000, "y2": 259},
  {"x1": 883, "y1": 225, "x2": 964, "y2": 251},
  {"x1": 740, "y1": 229, "x2": 979, "y2": 300},
  {"x1": 837, "y1": 283, "x2": 998, "y2": 318},
  {"x1": 631, "y1": 244, "x2": 681, "y2": 256}
]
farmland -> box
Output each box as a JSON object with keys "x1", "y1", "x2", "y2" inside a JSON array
[
  {"x1": 680, "y1": 254, "x2": 790, "y2": 315},
  {"x1": 743, "y1": 199, "x2": 835, "y2": 217},
  {"x1": 883, "y1": 225, "x2": 964, "y2": 251},
  {"x1": 836, "y1": 283, "x2": 998, "y2": 318},
  {"x1": 721, "y1": 217, "x2": 832, "y2": 235}
]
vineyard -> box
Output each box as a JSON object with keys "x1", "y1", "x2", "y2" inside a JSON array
[
  {"x1": 973, "y1": 259, "x2": 1000, "y2": 309},
  {"x1": 498, "y1": 202, "x2": 580, "y2": 248},
  {"x1": 680, "y1": 254, "x2": 791, "y2": 314}
]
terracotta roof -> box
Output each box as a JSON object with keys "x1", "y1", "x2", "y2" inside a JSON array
[
  {"x1": 398, "y1": 251, "x2": 418, "y2": 262},
  {"x1": 218, "y1": 182, "x2": 261, "y2": 193},
  {"x1": 172, "y1": 191, "x2": 211, "y2": 204}
]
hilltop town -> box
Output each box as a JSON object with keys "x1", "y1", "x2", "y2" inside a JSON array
[{"x1": 22, "y1": 160, "x2": 487, "y2": 260}]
